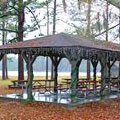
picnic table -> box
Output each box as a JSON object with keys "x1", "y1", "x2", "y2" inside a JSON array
[
  {"x1": 11, "y1": 80, "x2": 42, "y2": 86},
  {"x1": 63, "y1": 78, "x2": 88, "y2": 81},
  {"x1": 63, "y1": 78, "x2": 100, "y2": 84},
  {"x1": 62, "y1": 80, "x2": 99, "y2": 86},
  {"x1": 12, "y1": 79, "x2": 54, "y2": 85},
  {"x1": 9, "y1": 79, "x2": 67, "y2": 94},
  {"x1": 62, "y1": 78, "x2": 88, "y2": 87},
  {"x1": 62, "y1": 78, "x2": 101, "y2": 92},
  {"x1": 9, "y1": 79, "x2": 55, "y2": 93}
]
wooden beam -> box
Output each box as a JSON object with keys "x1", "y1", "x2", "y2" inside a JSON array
[
  {"x1": 0, "y1": 54, "x2": 4, "y2": 61},
  {"x1": 21, "y1": 52, "x2": 28, "y2": 63},
  {"x1": 22, "y1": 52, "x2": 37, "y2": 64},
  {"x1": 99, "y1": 53, "x2": 108, "y2": 96},
  {"x1": 50, "y1": 56, "x2": 62, "y2": 92},
  {"x1": 91, "y1": 59, "x2": 98, "y2": 88},
  {"x1": 70, "y1": 60, "x2": 82, "y2": 89},
  {"x1": 22, "y1": 52, "x2": 37, "y2": 101},
  {"x1": 50, "y1": 56, "x2": 62, "y2": 67},
  {"x1": 26, "y1": 54, "x2": 34, "y2": 101},
  {"x1": 64, "y1": 49, "x2": 82, "y2": 93},
  {"x1": 106, "y1": 59, "x2": 116, "y2": 78}
]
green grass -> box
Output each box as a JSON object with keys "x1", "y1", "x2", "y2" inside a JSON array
[
  {"x1": 0, "y1": 78, "x2": 12, "y2": 86},
  {"x1": 0, "y1": 76, "x2": 67, "y2": 87},
  {"x1": 0, "y1": 76, "x2": 101, "y2": 87}
]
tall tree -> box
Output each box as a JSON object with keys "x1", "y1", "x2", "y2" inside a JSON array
[
  {"x1": 0, "y1": 0, "x2": 8, "y2": 80},
  {"x1": 0, "y1": 0, "x2": 51, "y2": 81},
  {"x1": 53, "y1": 0, "x2": 57, "y2": 35},
  {"x1": 86, "y1": 0, "x2": 92, "y2": 80},
  {"x1": 18, "y1": 0, "x2": 25, "y2": 81},
  {"x1": 46, "y1": 0, "x2": 50, "y2": 80},
  {"x1": 119, "y1": 8, "x2": 120, "y2": 77},
  {"x1": 51, "y1": 0, "x2": 57, "y2": 80},
  {"x1": 2, "y1": 20, "x2": 6, "y2": 80},
  {"x1": 2, "y1": 21, "x2": 8, "y2": 80}
]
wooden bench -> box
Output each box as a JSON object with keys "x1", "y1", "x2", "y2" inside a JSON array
[{"x1": 8, "y1": 85, "x2": 26, "y2": 89}]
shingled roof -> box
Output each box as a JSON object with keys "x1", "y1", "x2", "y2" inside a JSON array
[{"x1": 0, "y1": 33, "x2": 120, "y2": 52}]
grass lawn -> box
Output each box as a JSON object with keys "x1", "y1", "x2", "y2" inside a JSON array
[
  {"x1": 0, "y1": 75, "x2": 70, "y2": 87},
  {"x1": 0, "y1": 78, "x2": 12, "y2": 86}
]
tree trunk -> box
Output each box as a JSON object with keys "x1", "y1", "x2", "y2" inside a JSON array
[
  {"x1": 2, "y1": 55, "x2": 8, "y2": 80},
  {"x1": 53, "y1": 65, "x2": 58, "y2": 92},
  {"x1": 53, "y1": 0, "x2": 57, "y2": 34},
  {"x1": 2, "y1": 20, "x2": 7, "y2": 80},
  {"x1": 86, "y1": 2, "x2": 91, "y2": 80},
  {"x1": 51, "y1": 0, "x2": 57, "y2": 80},
  {"x1": 5, "y1": 55, "x2": 8, "y2": 79},
  {"x1": 119, "y1": 9, "x2": 120, "y2": 77},
  {"x1": 87, "y1": 60, "x2": 90, "y2": 80},
  {"x1": 119, "y1": 62, "x2": 120, "y2": 77},
  {"x1": 46, "y1": 0, "x2": 49, "y2": 80},
  {"x1": 2, "y1": 56, "x2": 6, "y2": 80},
  {"x1": 18, "y1": 55, "x2": 24, "y2": 80},
  {"x1": 26, "y1": 61, "x2": 34, "y2": 101},
  {"x1": 18, "y1": 0, "x2": 25, "y2": 81},
  {"x1": 106, "y1": 1, "x2": 109, "y2": 42},
  {"x1": 5, "y1": 29, "x2": 8, "y2": 79}
]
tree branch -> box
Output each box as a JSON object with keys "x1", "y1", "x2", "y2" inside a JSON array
[
  {"x1": 95, "y1": 23, "x2": 120, "y2": 37},
  {"x1": 0, "y1": 28, "x2": 18, "y2": 33},
  {"x1": 26, "y1": 6, "x2": 41, "y2": 33},
  {"x1": 8, "y1": 37, "x2": 18, "y2": 43},
  {"x1": 9, "y1": 5, "x2": 18, "y2": 12},
  {"x1": 0, "y1": 12, "x2": 17, "y2": 18}
]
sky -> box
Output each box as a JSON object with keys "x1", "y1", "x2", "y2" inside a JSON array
[{"x1": 0, "y1": 0, "x2": 119, "y2": 42}]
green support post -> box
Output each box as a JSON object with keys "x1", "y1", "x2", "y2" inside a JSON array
[
  {"x1": 22, "y1": 52, "x2": 37, "y2": 102},
  {"x1": 91, "y1": 59, "x2": 98, "y2": 89},
  {"x1": 50, "y1": 56, "x2": 62, "y2": 93},
  {"x1": 69, "y1": 60, "x2": 82, "y2": 98},
  {"x1": 100, "y1": 56, "x2": 108, "y2": 97}
]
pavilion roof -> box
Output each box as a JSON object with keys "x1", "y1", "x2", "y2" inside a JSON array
[{"x1": 0, "y1": 33, "x2": 120, "y2": 53}]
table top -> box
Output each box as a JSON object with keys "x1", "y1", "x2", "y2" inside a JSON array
[
  {"x1": 64, "y1": 78, "x2": 88, "y2": 80},
  {"x1": 12, "y1": 79, "x2": 54, "y2": 83},
  {"x1": 62, "y1": 80, "x2": 100, "y2": 84},
  {"x1": 103, "y1": 77, "x2": 120, "y2": 79}
]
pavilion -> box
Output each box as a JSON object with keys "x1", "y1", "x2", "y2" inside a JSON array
[{"x1": 0, "y1": 33, "x2": 120, "y2": 102}]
